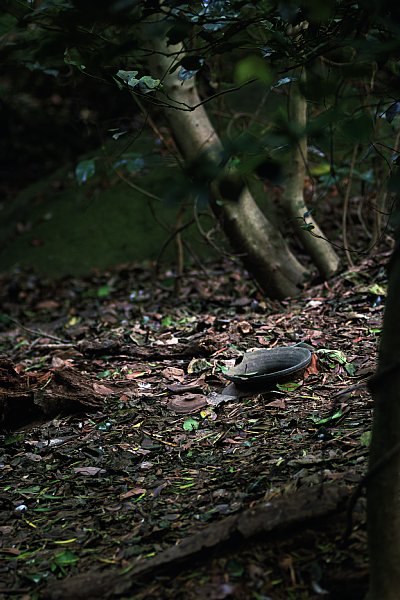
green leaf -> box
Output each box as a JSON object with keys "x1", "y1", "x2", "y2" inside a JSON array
[
  {"x1": 96, "y1": 421, "x2": 112, "y2": 431},
  {"x1": 316, "y1": 349, "x2": 347, "y2": 365},
  {"x1": 183, "y1": 418, "x2": 199, "y2": 431},
  {"x1": 187, "y1": 358, "x2": 211, "y2": 373},
  {"x1": 234, "y1": 55, "x2": 272, "y2": 85},
  {"x1": 276, "y1": 381, "x2": 301, "y2": 392},
  {"x1": 138, "y1": 75, "x2": 161, "y2": 93},
  {"x1": 18, "y1": 486, "x2": 41, "y2": 494},
  {"x1": 25, "y1": 62, "x2": 59, "y2": 77},
  {"x1": 116, "y1": 70, "x2": 160, "y2": 94},
  {"x1": 310, "y1": 410, "x2": 343, "y2": 425},
  {"x1": 24, "y1": 572, "x2": 47, "y2": 584},
  {"x1": 75, "y1": 159, "x2": 95, "y2": 185},
  {"x1": 97, "y1": 285, "x2": 110, "y2": 298},
  {"x1": 53, "y1": 549, "x2": 79, "y2": 567},
  {"x1": 64, "y1": 48, "x2": 86, "y2": 72},
  {"x1": 116, "y1": 69, "x2": 138, "y2": 82},
  {"x1": 344, "y1": 362, "x2": 356, "y2": 376},
  {"x1": 368, "y1": 283, "x2": 387, "y2": 296},
  {"x1": 271, "y1": 76, "x2": 296, "y2": 89},
  {"x1": 161, "y1": 315, "x2": 173, "y2": 327},
  {"x1": 360, "y1": 430, "x2": 371, "y2": 447},
  {"x1": 310, "y1": 163, "x2": 331, "y2": 176},
  {"x1": 113, "y1": 154, "x2": 145, "y2": 173},
  {"x1": 97, "y1": 370, "x2": 112, "y2": 379},
  {"x1": 4, "y1": 433, "x2": 25, "y2": 446}
]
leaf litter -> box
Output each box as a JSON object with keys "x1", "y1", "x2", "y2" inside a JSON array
[{"x1": 0, "y1": 255, "x2": 385, "y2": 599}]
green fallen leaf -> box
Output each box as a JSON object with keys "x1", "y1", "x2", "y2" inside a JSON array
[
  {"x1": 53, "y1": 549, "x2": 79, "y2": 567},
  {"x1": 183, "y1": 418, "x2": 199, "y2": 431},
  {"x1": 4, "y1": 433, "x2": 25, "y2": 446},
  {"x1": 360, "y1": 430, "x2": 372, "y2": 447},
  {"x1": 317, "y1": 349, "x2": 347, "y2": 364},
  {"x1": 24, "y1": 572, "x2": 47, "y2": 584},
  {"x1": 18, "y1": 486, "x2": 41, "y2": 494},
  {"x1": 161, "y1": 315, "x2": 173, "y2": 327},
  {"x1": 97, "y1": 285, "x2": 110, "y2": 298},
  {"x1": 345, "y1": 362, "x2": 356, "y2": 376},
  {"x1": 276, "y1": 381, "x2": 301, "y2": 392},
  {"x1": 97, "y1": 370, "x2": 112, "y2": 379},
  {"x1": 368, "y1": 283, "x2": 387, "y2": 296},
  {"x1": 310, "y1": 409, "x2": 344, "y2": 426},
  {"x1": 187, "y1": 358, "x2": 211, "y2": 373}
]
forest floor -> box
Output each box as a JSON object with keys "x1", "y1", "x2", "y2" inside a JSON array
[{"x1": 0, "y1": 253, "x2": 387, "y2": 599}]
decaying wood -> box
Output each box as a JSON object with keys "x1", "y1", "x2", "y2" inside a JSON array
[
  {"x1": 0, "y1": 356, "x2": 38, "y2": 426},
  {"x1": 44, "y1": 483, "x2": 351, "y2": 600},
  {"x1": 0, "y1": 358, "x2": 128, "y2": 427}
]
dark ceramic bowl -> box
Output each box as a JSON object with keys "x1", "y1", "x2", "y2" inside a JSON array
[{"x1": 224, "y1": 346, "x2": 312, "y2": 387}]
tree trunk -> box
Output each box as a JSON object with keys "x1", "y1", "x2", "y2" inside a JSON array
[
  {"x1": 366, "y1": 244, "x2": 400, "y2": 600},
  {"x1": 145, "y1": 26, "x2": 308, "y2": 299},
  {"x1": 282, "y1": 71, "x2": 340, "y2": 278}
]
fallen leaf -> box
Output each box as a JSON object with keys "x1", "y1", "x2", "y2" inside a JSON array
[
  {"x1": 92, "y1": 382, "x2": 115, "y2": 395},
  {"x1": 73, "y1": 467, "x2": 106, "y2": 476},
  {"x1": 120, "y1": 487, "x2": 146, "y2": 499},
  {"x1": 52, "y1": 356, "x2": 74, "y2": 369},
  {"x1": 304, "y1": 353, "x2": 319, "y2": 377},
  {"x1": 265, "y1": 398, "x2": 287, "y2": 409},
  {"x1": 162, "y1": 366, "x2": 185, "y2": 381},
  {"x1": 236, "y1": 321, "x2": 253, "y2": 335},
  {"x1": 125, "y1": 370, "x2": 152, "y2": 379},
  {"x1": 257, "y1": 336, "x2": 271, "y2": 346},
  {"x1": 187, "y1": 358, "x2": 211, "y2": 374},
  {"x1": 167, "y1": 393, "x2": 208, "y2": 413},
  {"x1": 35, "y1": 299, "x2": 60, "y2": 310}
]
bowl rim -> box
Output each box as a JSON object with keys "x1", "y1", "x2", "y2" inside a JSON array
[{"x1": 224, "y1": 346, "x2": 312, "y2": 385}]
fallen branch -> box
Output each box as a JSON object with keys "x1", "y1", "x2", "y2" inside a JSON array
[{"x1": 44, "y1": 483, "x2": 350, "y2": 600}]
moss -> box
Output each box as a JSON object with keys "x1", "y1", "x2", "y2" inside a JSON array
[{"x1": 0, "y1": 145, "x2": 219, "y2": 277}]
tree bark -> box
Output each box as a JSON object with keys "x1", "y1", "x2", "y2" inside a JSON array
[
  {"x1": 366, "y1": 244, "x2": 400, "y2": 600},
  {"x1": 144, "y1": 24, "x2": 308, "y2": 299},
  {"x1": 282, "y1": 71, "x2": 340, "y2": 278}
]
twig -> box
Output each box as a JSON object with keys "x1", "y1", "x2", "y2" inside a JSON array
[
  {"x1": 155, "y1": 218, "x2": 196, "y2": 273},
  {"x1": 5, "y1": 316, "x2": 70, "y2": 344},
  {"x1": 342, "y1": 144, "x2": 359, "y2": 266},
  {"x1": 31, "y1": 343, "x2": 76, "y2": 350}
]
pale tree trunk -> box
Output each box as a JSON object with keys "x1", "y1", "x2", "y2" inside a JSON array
[
  {"x1": 366, "y1": 243, "x2": 400, "y2": 600},
  {"x1": 145, "y1": 26, "x2": 308, "y2": 299},
  {"x1": 282, "y1": 71, "x2": 340, "y2": 278}
]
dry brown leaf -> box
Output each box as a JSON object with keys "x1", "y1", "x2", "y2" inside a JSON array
[
  {"x1": 236, "y1": 321, "x2": 253, "y2": 335},
  {"x1": 304, "y1": 353, "x2": 319, "y2": 378},
  {"x1": 162, "y1": 366, "x2": 185, "y2": 381},
  {"x1": 120, "y1": 487, "x2": 147, "y2": 499},
  {"x1": 92, "y1": 382, "x2": 115, "y2": 396}
]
